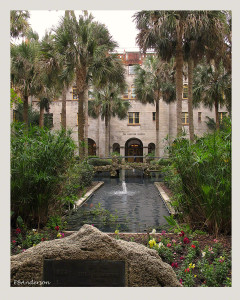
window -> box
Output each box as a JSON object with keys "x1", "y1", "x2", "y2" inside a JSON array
[
  {"x1": 72, "y1": 86, "x2": 78, "y2": 100},
  {"x1": 183, "y1": 85, "x2": 188, "y2": 99},
  {"x1": 122, "y1": 88, "x2": 129, "y2": 99},
  {"x1": 198, "y1": 112, "x2": 202, "y2": 122},
  {"x1": 128, "y1": 112, "x2": 140, "y2": 125},
  {"x1": 128, "y1": 65, "x2": 136, "y2": 75},
  {"x1": 219, "y1": 112, "x2": 227, "y2": 123},
  {"x1": 130, "y1": 85, "x2": 136, "y2": 99},
  {"x1": 182, "y1": 112, "x2": 189, "y2": 125},
  {"x1": 153, "y1": 112, "x2": 156, "y2": 121}
]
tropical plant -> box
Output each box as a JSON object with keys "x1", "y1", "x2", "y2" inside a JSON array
[
  {"x1": 193, "y1": 59, "x2": 231, "y2": 130},
  {"x1": 134, "y1": 55, "x2": 175, "y2": 156},
  {"x1": 11, "y1": 123, "x2": 76, "y2": 228},
  {"x1": 10, "y1": 10, "x2": 30, "y2": 39},
  {"x1": 54, "y1": 11, "x2": 117, "y2": 159}
]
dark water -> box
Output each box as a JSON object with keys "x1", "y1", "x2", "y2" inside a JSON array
[{"x1": 67, "y1": 170, "x2": 170, "y2": 233}]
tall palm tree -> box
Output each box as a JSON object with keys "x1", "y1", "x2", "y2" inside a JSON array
[
  {"x1": 54, "y1": 11, "x2": 117, "y2": 159},
  {"x1": 89, "y1": 84, "x2": 130, "y2": 157},
  {"x1": 193, "y1": 60, "x2": 231, "y2": 130},
  {"x1": 134, "y1": 10, "x2": 230, "y2": 138},
  {"x1": 11, "y1": 34, "x2": 40, "y2": 127},
  {"x1": 134, "y1": 55, "x2": 175, "y2": 156}
]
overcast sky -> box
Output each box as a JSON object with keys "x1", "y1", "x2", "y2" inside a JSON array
[{"x1": 29, "y1": 10, "x2": 139, "y2": 50}]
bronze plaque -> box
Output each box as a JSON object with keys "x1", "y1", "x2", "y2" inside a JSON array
[{"x1": 43, "y1": 259, "x2": 125, "y2": 287}]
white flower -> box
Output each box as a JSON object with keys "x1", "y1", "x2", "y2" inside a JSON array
[
  {"x1": 32, "y1": 229, "x2": 37, "y2": 232},
  {"x1": 151, "y1": 229, "x2": 156, "y2": 234},
  {"x1": 158, "y1": 242, "x2": 164, "y2": 248},
  {"x1": 202, "y1": 251, "x2": 206, "y2": 257}
]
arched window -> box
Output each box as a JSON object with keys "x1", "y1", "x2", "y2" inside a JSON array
[
  {"x1": 88, "y1": 138, "x2": 97, "y2": 156},
  {"x1": 148, "y1": 143, "x2": 155, "y2": 154},
  {"x1": 112, "y1": 143, "x2": 120, "y2": 154}
]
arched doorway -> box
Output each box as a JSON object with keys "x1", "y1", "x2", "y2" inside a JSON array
[
  {"x1": 148, "y1": 143, "x2": 155, "y2": 155},
  {"x1": 88, "y1": 138, "x2": 97, "y2": 156},
  {"x1": 125, "y1": 138, "x2": 143, "y2": 162},
  {"x1": 112, "y1": 143, "x2": 120, "y2": 154}
]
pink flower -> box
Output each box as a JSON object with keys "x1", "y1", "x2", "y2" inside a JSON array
[
  {"x1": 191, "y1": 244, "x2": 196, "y2": 248},
  {"x1": 91, "y1": 224, "x2": 94, "y2": 226},
  {"x1": 55, "y1": 225, "x2": 60, "y2": 231},
  {"x1": 12, "y1": 240, "x2": 16, "y2": 244},
  {"x1": 179, "y1": 279, "x2": 183, "y2": 284},
  {"x1": 180, "y1": 256, "x2": 185, "y2": 260},
  {"x1": 16, "y1": 228, "x2": 21, "y2": 234},
  {"x1": 172, "y1": 239, "x2": 176, "y2": 243},
  {"x1": 185, "y1": 268, "x2": 190, "y2": 273},
  {"x1": 61, "y1": 232, "x2": 65, "y2": 238},
  {"x1": 22, "y1": 249, "x2": 26, "y2": 252},
  {"x1": 183, "y1": 237, "x2": 190, "y2": 244},
  {"x1": 167, "y1": 243, "x2": 172, "y2": 247},
  {"x1": 161, "y1": 230, "x2": 166, "y2": 236}
]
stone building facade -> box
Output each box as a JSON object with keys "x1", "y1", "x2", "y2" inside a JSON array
[{"x1": 30, "y1": 51, "x2": 227, "y2": 160}]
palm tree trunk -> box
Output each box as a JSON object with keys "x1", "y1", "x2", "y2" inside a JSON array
[
  {"x1": 61, "y1": 84, "x2": 67, "y2": 130},
  {"x1": 215, "y1": 100, "x2": 220, "y2": 130},
  {"x1": 188, "y1": 58, "x2": 194, "y2": 141},
  {"x1": 78, "y1": 91, "x2": 85, "y2": 160},
  {"x1": 84, "y1": 89, "x2": 88, "y2": 158},
  {"x1": 155, "y1": 98, "x2": 160, "y2": 157},
  {"x1": 105, "y1": 114, "x2": 109, "y2": 157},
  {"x1": 23, "y1": 95, "x2": 28, "y2": 128},
  {"x1": 176, "y1": 24, "x2": 184, "y2": 136},
  {"x1": 39, "y1": 102, "x2": 44, "y2": 128}
]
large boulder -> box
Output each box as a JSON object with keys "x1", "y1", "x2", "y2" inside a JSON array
[{"x1": 11, "y1": 224, "x2": 181, "y2": 287}]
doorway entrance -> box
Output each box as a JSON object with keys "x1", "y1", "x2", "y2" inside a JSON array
[{"x1": 125, "y1": 138, "x2": 143, "y2": 162}]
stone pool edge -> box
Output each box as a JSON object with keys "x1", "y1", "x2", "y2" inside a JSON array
[
  {"x1": 75, "y1": 181, "x2": 104, "y2": 208},
  {"x1": 154, "y1": 182, "x2": 175, "y2": 215}
]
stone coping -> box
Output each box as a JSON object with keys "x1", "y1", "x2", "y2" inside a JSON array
[
  {"x1": 154, "y1": 182, "x2": 175, "y2": 215},
  {"x1": 75, "y1": 181, "x2": 104, "y2": 208}
]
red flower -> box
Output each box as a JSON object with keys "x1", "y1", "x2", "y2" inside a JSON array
[
  {"x1": 180, "y1": 256, "x2": 185, "y2": 260},
  {"x1": 179, "y1": 230, "x2": 185, "y2": 237},
  {"x1": 191, "y1": 244, "x2": 196, "y2": 248},
  {"x1": 12, "y1": 240, "x2": 16, "y2": 244},
  {"x1": 171, "y1": 262, "x2": 178, "y2": 268},
  {"x1": 55, "y1": 225, "x2": 60, "y2": 231},
  {"x1": 41, "y1": 238, "x2": 45, "y2": 241},
  {"x1": 179, "y1": 279, "x2": 183, "y2": 284},
  {"x1": 183, "y1": 237, "x2": 190, "y2": 244},
  {"x1": 167, "y1": 243, "x2": 172, "y2": 247},
  {"x1": 185, "y1": 268, "x2": 190, "y2": 273},
  {"x1": 16, "y1": 228, "x2": 21, "y2": 234}
]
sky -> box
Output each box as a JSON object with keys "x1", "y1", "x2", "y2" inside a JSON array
[{"x1": 29, "y1": 10, "x2": 139, "y2": 51}]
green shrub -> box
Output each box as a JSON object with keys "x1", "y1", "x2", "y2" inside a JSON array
[
  {"x1": 164, "y1": 118, "x2": 231, "y2": 235},
  {"x1": 88, "y1": 158, "x2": 112, "y2": 166},
  {"x1": 11, "y1": 123, "x2": 76, "y2": 227}
]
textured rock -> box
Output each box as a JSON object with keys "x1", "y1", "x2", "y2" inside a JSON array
[{"x1": 11, "y1": 224, "x2": 181, "y2": 287}]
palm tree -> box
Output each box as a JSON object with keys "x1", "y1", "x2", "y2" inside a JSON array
[
  {"x1": 10, "y1": 10, "x2": 30, "y2": 39},
  {"x1": 54, "y1": 11, "x2": 117, "y2": 159},
  {"x1": 134, "y1": 10, "x2": 230, "y2": 138},
  {"x1": 11, "y1": 34, "x2": 40, "y2": 127},
  {"x1": 193, "y1": 60, "x2": 231, "y2": 130},
  {"x1": 134, "y1": 55, "x2": 175, "y2": 156},
  {"x1": 89, "y1": 83, "x2": 130, "y2": 157},
  {"x1": 40, "y1": 31, "x2": 74, "y2": 130}
]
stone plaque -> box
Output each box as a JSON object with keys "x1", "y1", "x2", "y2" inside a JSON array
[{"x1": 43, "y1": 259, "x2": 125, "y2": 287}]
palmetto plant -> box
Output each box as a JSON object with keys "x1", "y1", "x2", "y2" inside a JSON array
[
  {"x1": 89, "y1": 83, "x2": 130, "y2": 157},
  {"x1": 193, "y1": 60, "x2": 231, "y2": 130},
  {"x1": 54, "y1": 11, "x2": 117, "y2": 159},
  {"x1": 134, "y1": 10, "x2": 230, "y2": 139},
  {"x1": 134, "y1": 55, "x2": 175, "y2": 156},
  {"x1": 10, "y1": 10, "x2": 30, "y2": 39}
]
